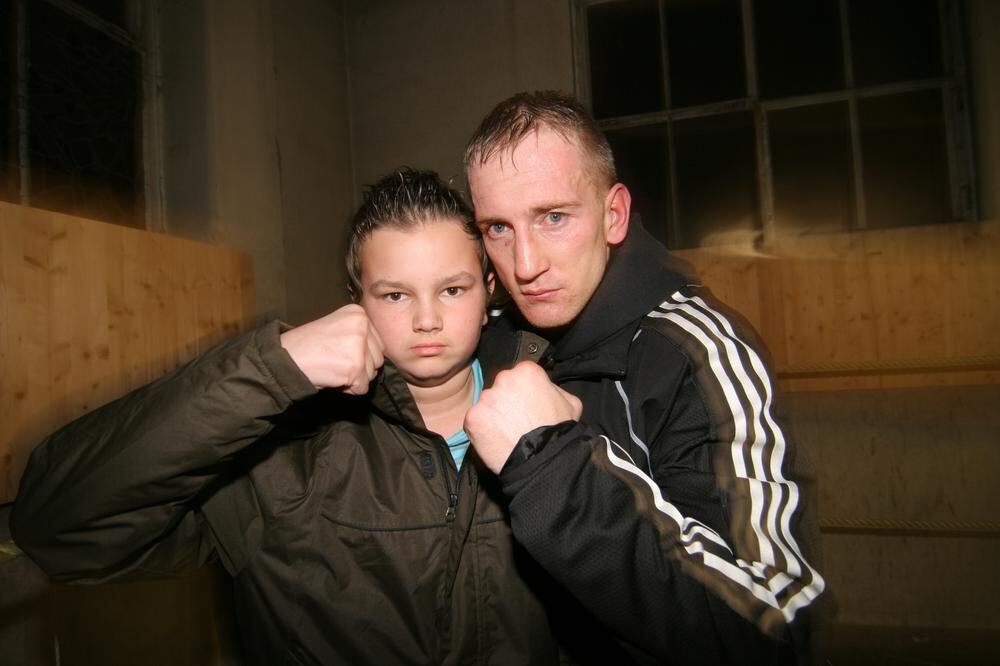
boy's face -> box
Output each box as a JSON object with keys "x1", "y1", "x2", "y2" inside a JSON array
[{"x1": 358, "y1": 217, "x2": 490, "y2": 388}]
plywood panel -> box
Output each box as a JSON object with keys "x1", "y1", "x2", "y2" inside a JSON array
[
  {"x1": 822, "y1": 533, "x2": 1000, "y2": 628},
  {"x1": 0, "y1": 201, "x2": 254, "y2": 503},
  {"x1": 676, "y1": 221, "x2": 1000, "y2": 391},
  {"x1": 782, "y1": 383, "x2": 1000, "y2": 628},
  {"x1": 785, "y1": 386, "x2": 1000, "y2": 525}
]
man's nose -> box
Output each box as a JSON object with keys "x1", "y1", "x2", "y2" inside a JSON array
[{"x1": 513, "y1": 233, "x2": 547, "y2": 282}]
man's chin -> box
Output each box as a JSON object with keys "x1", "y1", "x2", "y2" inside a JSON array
[{"x1": 516, "y1": 300, "x2": 577, "y2": 332}]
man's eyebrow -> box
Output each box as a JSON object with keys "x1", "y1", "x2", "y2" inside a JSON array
[
  {"x1": 477, "y1": 201, "x2": 581, "y2": 227},
  {"x1": 530, "y1": 201, "x2": 578, "y2": 215}
]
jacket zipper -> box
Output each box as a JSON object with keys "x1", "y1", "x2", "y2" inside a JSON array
[{"x1": 436, "y1": 445, "x2": 460, "y2": 521}]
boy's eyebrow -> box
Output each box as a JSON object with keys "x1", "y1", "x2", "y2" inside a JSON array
[
  {"x1": 367, "y1": 272, "x2": 478, "y2": 291},
  {"x1": 367, "y1": 279, "x2": 407, "y2": 291}
]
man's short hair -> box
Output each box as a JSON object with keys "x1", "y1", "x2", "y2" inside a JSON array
[
  {"x1": 463, "y1": 90, "x2": 617, "y2": 190},
  {"x1": 346, "y1": 167, "x2": 485, "y2": 300}
]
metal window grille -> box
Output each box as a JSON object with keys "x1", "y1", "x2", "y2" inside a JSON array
[{"x1": 573, "y1": 0, "x2": 977, "y2": 250}]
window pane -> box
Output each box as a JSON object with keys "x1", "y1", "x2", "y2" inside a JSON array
[
  {"x1": 673, "y1": 112, "x2": 758, "y2": 248},
  {"x1": 666, "y1": 0, "x2": 744, "y2": 108},
  {"x1": 1, "y1": 1, "x2": 13, "y2": 202},
  {"x1": 850, "y1": 0, "x2": 942, "y2": 87},
  {"x1": 29, "y1": 2, "x2": 141, "y2": 226},
  {"x1": 606, "y1": 123, "x2": 671, "y2": 246},
  {"x1": 72, "y1": 0, "x2": 129, "y2": 30},
  {"x1": 755, "y1": 0, "x2": 844, "y2": 99},
  {"x1": 859, "y1": 90, "x2": 951, "y2": 229},
  {"x1": 588, "y1": 0, "x2": 665, "y2": 118},
  {"x1": 770, "y1": 102, "x2": 854, "y2": 235}
]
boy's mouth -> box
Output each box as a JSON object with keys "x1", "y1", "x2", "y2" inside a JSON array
[{"x1": 411, "y1": 343, "x2": 446, "y2": 357}]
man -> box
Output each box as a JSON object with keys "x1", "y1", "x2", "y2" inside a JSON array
[{"x1": 464, "y1": 91, "x2": 827, "y2": 664}]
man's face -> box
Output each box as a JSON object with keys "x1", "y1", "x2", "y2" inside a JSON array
[
  {"x1": 467, "y1": 127, "x2": 629, "y2": 330},
  {"x1": 358, "y1": 218, "x2": 490, "y2": 388}
]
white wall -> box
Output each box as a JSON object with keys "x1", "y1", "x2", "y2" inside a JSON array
[
  {"x1": 345, "y1": 0, "x2": 576, "y2": 191},
  {"x1": 160, "y1": 0, "x2": 354, "y2": 323},
  {"x1": 158, "y1": 0, "x2": 574, "y2": 323},
  {"x1": 273, "y1": 0, "x2": 356, "y2": 322}
]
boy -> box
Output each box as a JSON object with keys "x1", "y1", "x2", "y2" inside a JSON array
[{"x1": 12, "y1": 169, "x2": 564, "y2": 665}]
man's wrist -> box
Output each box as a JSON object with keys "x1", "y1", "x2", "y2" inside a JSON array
[{"x1": 502, "y1": 420, "x2": 578, "y2": 472}]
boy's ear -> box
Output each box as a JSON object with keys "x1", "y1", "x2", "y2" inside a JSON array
[{"x1": 483, "y1": 272, "x2": 496, "y2": 326}]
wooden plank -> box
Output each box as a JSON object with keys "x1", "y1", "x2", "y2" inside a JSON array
[
  {"x1": 676, "y1": 221, "x2": 1000, "y2": 392},
  {"x1": 0, "y1": 201, "x2": 254, "y2": 503}
]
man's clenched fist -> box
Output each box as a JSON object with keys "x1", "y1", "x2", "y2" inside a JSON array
[{"x1": 465, "y1": 361, "x2": 582, "y2": 473}]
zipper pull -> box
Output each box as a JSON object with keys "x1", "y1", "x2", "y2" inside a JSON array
[{"x1": 445, "y1": 492, "x2": 458, "y2": 521}]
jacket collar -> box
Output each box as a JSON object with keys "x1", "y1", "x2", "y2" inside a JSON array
[{"x1": 369, "y1": 361, "x2": 425, "y2": 429}]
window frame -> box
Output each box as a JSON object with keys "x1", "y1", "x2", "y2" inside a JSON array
[
  {"x1": 4, "y1": 0, "x2": 164, "y2": 230},
  {"x1": 571, "y1": 0, "x2": 978, "y2": 247}
]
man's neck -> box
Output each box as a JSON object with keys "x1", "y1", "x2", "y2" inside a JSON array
[{"x1": 409, "y1": 366, "x2": 476, "y2": 438}]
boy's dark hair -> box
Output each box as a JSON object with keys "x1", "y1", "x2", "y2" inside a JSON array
[
  {"x1": 347, "y1": 168, "x2": 484, "y2": 300},
  {"x1": 463, "y1": 90, "x2": 617, "y2": 189}
]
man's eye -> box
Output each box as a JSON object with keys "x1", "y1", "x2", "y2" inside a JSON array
[
  {"x1": 487, "y1": 222, "x2": 508, "y2": 237},
  {"x1": 546, "y1": 212, "x2": 563, "y2": 223}
]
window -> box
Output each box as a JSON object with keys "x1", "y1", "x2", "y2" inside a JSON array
[
  {"x1": 575, "y1": 0, "x2": 977, "y2": 249},
  {"x1": 0, "y1": 0, "x2": 150, "y2": 228}
]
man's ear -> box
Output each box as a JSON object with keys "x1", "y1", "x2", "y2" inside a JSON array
[{"x1": 604, "y1": 183, "x2": 631, "y2": 246}]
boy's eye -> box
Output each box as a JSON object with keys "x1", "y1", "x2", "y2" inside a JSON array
[
  {"x1": 383, "y1": 292, "x2": 405, "y2": 302},
  {"x1": 485, "y1": 222, "x2": 508, "y2": 238},
  {"x1": 443, "y1": 286, "x2": 465, "y2": 297}
]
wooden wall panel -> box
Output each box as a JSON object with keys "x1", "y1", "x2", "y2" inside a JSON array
[
  {"x1": 785, "y1": 386, "x2": 1000, "y2": 527},
  {"x1": 822, "y1": 534, "x2": 1000, "y2": 628},
  {"x1": 680, "y1": 223, "x2": 1000, "y2": 629},
  {"x1": 0, "y1": 202, "x2": 254, "y2": 504},
  {"x1": 780, "y1": 362, "x2": 1000, "y2": 629},
  {"x1": 676, "y1": 221, "x2": 1000, "y2": 391}
]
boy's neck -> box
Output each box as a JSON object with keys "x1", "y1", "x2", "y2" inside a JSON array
[{"x1": 409, "y1": 365, "x2": 476, "y2": 438}]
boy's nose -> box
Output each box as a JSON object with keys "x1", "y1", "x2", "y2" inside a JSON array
[{"x1": 413, "y1": 301, "x2": 443, "y2": 332}]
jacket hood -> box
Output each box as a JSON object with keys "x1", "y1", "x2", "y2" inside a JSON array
[
  {"x1": 478, "y1": 217, "x2": 697, "y2": 381},
  {"x1": 554, "y1": 217, "x2": 696, "y2": 358},
  {"x1": 517, "y1": 217, "x2": 696, "y2": 381}
]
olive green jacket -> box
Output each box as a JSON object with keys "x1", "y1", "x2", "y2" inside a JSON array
[{"x1": 12, "y1": 321, "x2": 565, "y2": 665}]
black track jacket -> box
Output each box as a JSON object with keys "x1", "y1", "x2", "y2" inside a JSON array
[{"x1": 478, "y1": 220, "x2": 828, "y2": 665}]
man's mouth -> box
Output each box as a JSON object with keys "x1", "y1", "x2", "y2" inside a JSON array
[{"x1": 520, "y1": 288, "x2": 559, "y2": 303}]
